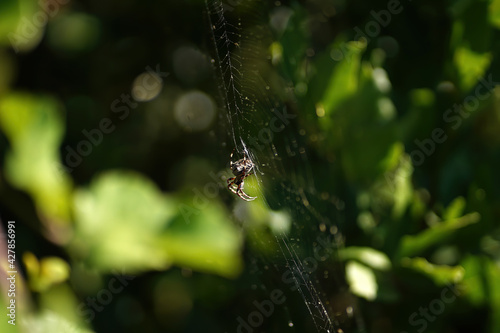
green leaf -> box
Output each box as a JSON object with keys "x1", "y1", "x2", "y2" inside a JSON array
[
  {"x1": 490, "y1": 0, "x2": 500, "y2": 28},
  {"x1": 21, "y1": 310, "x2": 94, "y2": 333},
  {"x1": 450, "y1": 0, "x2": 492, "y2": 52},
  {"x1": 454, "y1": 46, "x2": 492, "y2": 91},
  {"x1": 320, "y1": 41, "x2": 364, "y2": 116},
  {"x1": 163, "y1": 201, "x2": 243, "y2": 278},
  {"x1": 0, "y1": 293, "x2": 20, "y2": 332},
  {"x1": 386, "y1": 153, "x2": 413, "y2": 219},
  {"x1": 23, "y1": 252, "x2": 71, "y2": 292},
  {"x1": 346, "y1": 261, "x2": 377, "y2": 301},
  {"x1": 460, "y1": 255, "x2": 487, "y2": 306},
  {"x1": 72, "y1": 171, "x2": 243, "y2": 278},
  {"x1": 400, "y1": 257, "x2": 465, "y2": 286},
  {"x1": 0, "y1": 0, "x2": 20, "y2": 44},
  {"x1": 0, "y1": 93, "x2": 72, "y2": 223},
  {"x1": 461, "y1": 255, "x2": 500, "y2": 332},
  {"x1": 0, "y1": 0, "x2": 44, "y2": 52},
  {"x1": 38, "y1": 284, "x2": 94, "y2": 332},
  {"x1": 397, "y1": 213, "x2": 481, "y2": 258},
  {"x1": 72, "y1": 171, "x2": 176, "y2": 272},
  {"x1": 380, "y1": 142, "x2": 405, "y2": 173},
  {"x1": 443, "y1": 197, "x2": 466, "y2": 221},
  {"x1": 340, "y1": 247, "x2": 391, "y2": 271}
]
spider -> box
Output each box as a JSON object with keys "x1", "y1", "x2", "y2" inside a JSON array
[{"x1": 227, "y1": 149, "x2": 257, "y2": 201}]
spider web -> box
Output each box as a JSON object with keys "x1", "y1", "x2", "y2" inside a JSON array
[{"x1": 205, "y1": 1, "x2": 363, "y2": 332}]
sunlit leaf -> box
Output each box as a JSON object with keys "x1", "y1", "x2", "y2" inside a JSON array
[
  {"x1": 40, "y1": 284, "x2": 94, "y2": 330},
  {"x1": 0, "y1": 93, "x2": 72, "y2": 224},
  {"x1": 454, "y1": 46, "x2": 492, "y2": 91},
  {"x1": 23, "y1": 253, "x2": 70, "y2": 292},
  {"x1": 346, "y1": 261, "x2": 377, "y2": 301},
  {"x1": 397, "y1": 213, "x2": 481, "y2": 258},
  {"x1": 389, "y1": 154, "x2": 413, "y2": 219},
  {"x1": 163, "y1": 200, "x2": 243, "y2": 278},
  {"x1": 443, "y1": 197, "x2": 466, "y2": 221},
  {"x1": 340, "y1": 247, "x2": 391, "y2": 271},
  {"x1": 72, "y1": 171, "x2": 176, "y2": 273},
  {"x1": 458, "y1": 255, "x2": 486, "y2": 306},
  {"x1": 461, "y1": 255, "x2": 500, "y2": 331},
  {"x1": 0, "y1": 291, "x2": 20, "y2": 332},
  {"x1": 21, "y1": 309, "x2": 94, "y2": 333},
  {"x1": 401, "y1": 257, "x2": 465, "y2": 286},
  {"x1": 369, "y1": 152, "x2": 414, "y2": 221},
  {"x1": 39, "y1": 258, "x2": 70, "y2": 288},
  {"x1": 0, "y1": 0, "x2": 45, "y2": 52}
]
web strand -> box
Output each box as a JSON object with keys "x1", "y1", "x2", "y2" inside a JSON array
[{"x1": 205, "y1": 0, "x2": 347, "y2": 332}]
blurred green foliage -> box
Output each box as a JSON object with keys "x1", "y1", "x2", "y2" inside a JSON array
[{"x1": 0, "y1": 0, "x2": 500, "y2": 333}]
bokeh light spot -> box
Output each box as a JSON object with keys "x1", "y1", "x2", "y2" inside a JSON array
[
  {"x1": 174, "y1": 91, "x2": 216, "y2": 132},
  {"x1": 132, "y1": 72, "x2": 164, "y2": 102}
]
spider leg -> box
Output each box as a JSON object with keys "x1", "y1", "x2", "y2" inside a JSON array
[
  {"x1": 228, "y1": 183, "x2": 238, "y2": 194},
  {"x1": 236, "y1": 182, "x2": 256, "y2": 201},
  {"x1": 238, "y1": 189, "x2": 256, "y2": 201},
  {"x1": 227, "y1": 177, "x2": 239, "y2": 194}
]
